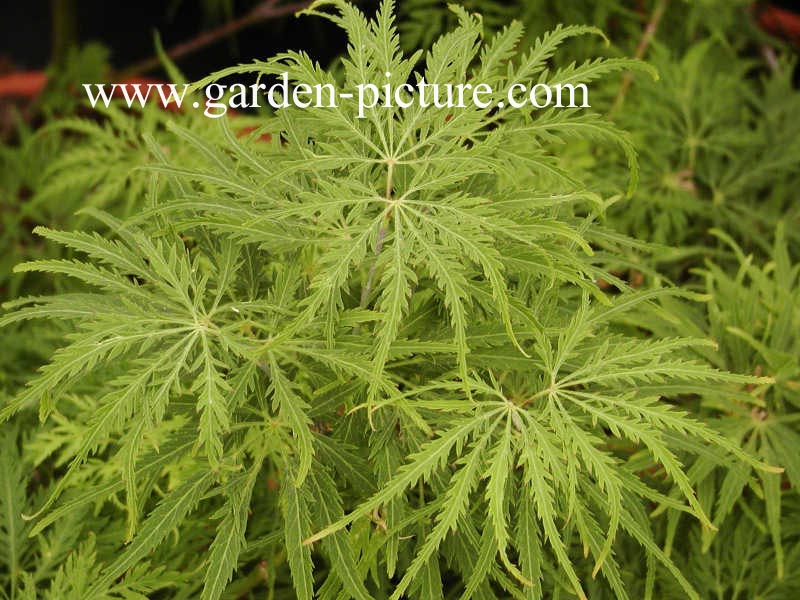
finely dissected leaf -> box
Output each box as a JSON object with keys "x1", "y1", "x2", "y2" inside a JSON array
[
  {"x1": 0, "y1": 428, "x2": 29, "y2": 593},
  {"x1": 202, "y1": 453, "x2": 264, "y2": 600},
  {"x1": 87, "y1": 469, "x2": 216, "y2": 596},
  {"x1": 484, "y1": 418, "x2": 526, "y2": 583},
  {"x1": 304, "y1": 414, "x2": 496, "y2": 546},
  {"x1": 390, "y1": 425, "x2": 497, "y2": 600},
  {"x1": 516, "y1": 493, "x2": 543, "y2": 600},
  {"x1": 194, "y1": 335, "x2": 230, "y2": 467},
  {"x1": 308, "y1": 467, "x2": 372, "y2": 600},
  {"x1": 268, "y1": 354, "x2": 315, "y2": 485},
  {"x1": 283, "y1": 472, "x2": 314, "y2": 600}
]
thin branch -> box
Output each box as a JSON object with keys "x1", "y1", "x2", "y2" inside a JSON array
[
  {"x1": 51, "y1": 0, "x2": 77, "y2": 67},
  {"x1": 120, "y1": 0, "x2": 312, "y2": 79},
  {"x1": 610, "y1": 0, "x2": 668, "y2": 116}
]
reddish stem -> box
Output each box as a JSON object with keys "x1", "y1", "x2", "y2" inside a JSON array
[{"x1": 0, "y1": 71, "x2": 48, "y2": 99}]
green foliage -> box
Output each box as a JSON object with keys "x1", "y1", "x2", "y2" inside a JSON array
[
  {"x1": 1, "y1": 1, "x2": 799, "y2": 599},
  {"x1": 606, "y1": 43, "x2": 800, "y2": 248}
]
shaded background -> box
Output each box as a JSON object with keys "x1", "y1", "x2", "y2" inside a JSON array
[
  {"x1": 2, "y1": 1, "x2": 798, "y2": 77},
  {"x1": 1, "y1": 0, "x2": 351, "y2": 77}
]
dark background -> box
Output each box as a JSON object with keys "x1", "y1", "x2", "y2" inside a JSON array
[
  {"x1": 1, "y1": 1, "x2": 798, "y2": 78},
  {"x1": 0, "y1": 0, "x2": 358, "y2": 78}
]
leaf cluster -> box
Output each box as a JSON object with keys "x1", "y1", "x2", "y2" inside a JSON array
[{"x1": 1, "y1": 1, "x2": 798, "y2": 599}]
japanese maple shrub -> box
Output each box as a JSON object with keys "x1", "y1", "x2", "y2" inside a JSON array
[{"x1": 0, "y1": 1, "x2": 780, "y2": 599}]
